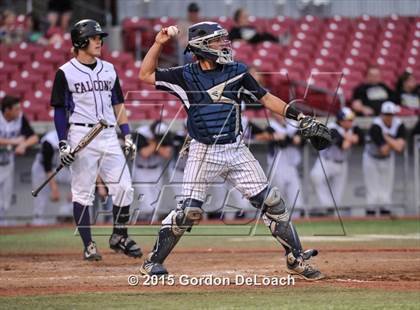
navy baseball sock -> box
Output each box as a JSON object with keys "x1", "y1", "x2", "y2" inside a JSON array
[
  {"x1": 112, "y1": 205, "x2": 129, "y2": 237},
  {"x1": 73, "y1": 202, "x2": 92, "y2": 248}
]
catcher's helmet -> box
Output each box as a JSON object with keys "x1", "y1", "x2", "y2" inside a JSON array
[
  {"x1": 185, "y1": 22, "x2": 233, "y2": 64},
  {"x1": 71, "y1": 19, "x2": 108, "y2": 49},
  {"x1": 336, "y1": 107, "x2": 355, "y2": 122}
]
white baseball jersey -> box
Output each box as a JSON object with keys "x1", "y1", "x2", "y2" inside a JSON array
[
  {"x1": 55, "y1": 57, "x2": 121, "y2": 125},
  {"x1": 363, "y1": 116, "x2": 406, "y2": 205},
  {"x1": 33, "y1": 130, "x2": 60, "y2": 169},
  {"x1": 50, "y1": 57, "x2": 132, "y2": 207},
  {"x1": 134, "y1": 125, "x2": 167, "y2": 169},
  {"x1": 0, "y1": 111, "x2": 23, "y2": 165},
  {"x1": 365, "y1": 116, "x2": 404, "y2": 158},
  {"x1": 267, "y1": 119, "x2": 301, "y2": 166}
]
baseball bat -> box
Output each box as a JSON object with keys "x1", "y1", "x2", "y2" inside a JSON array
[{"x1": 31, "y1": 119, "x2": 108, "y2": 197}]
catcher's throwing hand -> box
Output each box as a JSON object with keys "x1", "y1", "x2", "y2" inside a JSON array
[
  {"x1": 155, "y1": 28, "x2": 173, "y2": 45},
  {"x1": 58, "y1": 140, "x2": 75, "y2": 166},
  {"x1": 123, "y1": 134, "x2": 137, "y2": 160},
  {"x1": 299, "y1": 116, "x2": 332, "y2": 150}
]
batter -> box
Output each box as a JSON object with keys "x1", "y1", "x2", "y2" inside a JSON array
[{"x1": 50, "y1": 19, "x2": 141, "y2": 260}]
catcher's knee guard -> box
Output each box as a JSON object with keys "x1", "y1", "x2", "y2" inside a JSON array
[
  {"x1": 249, "y1": 186, "x2": 286, "y2": 216},
  {"x1": 148, "y1": 199, "x2": 203, "y2": 264},
  {"x1": 172, "y1": 198, "x2": 204, "y2": 235},
  {"x1": 250, "y1": 187, "x2": 303, "y2": 257}
]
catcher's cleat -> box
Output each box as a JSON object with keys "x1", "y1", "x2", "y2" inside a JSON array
[
  {"x1": 109, "y1": 234, "x2": 143, "y2": 258},
  {"x1": 84, "y1": 241, "x2": 102, "y2": 261},
  {"x1": 139, "y1": 260, "x2": 168, "y2": 276},
  {"x1": 286, "y1": 253, "x2": 325, "y2": 281}
]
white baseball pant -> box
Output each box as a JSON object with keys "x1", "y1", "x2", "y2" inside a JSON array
[
  {"x1": 362, "y1": 153, "x2": 395, "y2": 205},
  {"x1": 310, "y1": 157, "x2": 348, "y2": 207},
  {"x1": 68, "y1": 125, "x2": 133, "y2": 207}
]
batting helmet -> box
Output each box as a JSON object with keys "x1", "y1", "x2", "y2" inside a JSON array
[
  {"x1": 336, "y1": 107, "x2": 355, "y2": 122},
  {"x1": 184, "y1": 21, "x2": 233, "y2": 64},
  {"x1": 71, "y1": 19, "x2": 108, "y2": 49}
]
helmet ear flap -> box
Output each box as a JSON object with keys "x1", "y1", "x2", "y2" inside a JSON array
[
  {"x1": 75, "y1": 38, "x2": 89, "y2": 49},
  {"x1": 80, "y1": 38, "x2": 89, "y2": 49}
]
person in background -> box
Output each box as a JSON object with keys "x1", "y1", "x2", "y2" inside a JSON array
[
  {"x1": 229, "y1": 8, "x2": 278, "y2": 44},
  {"x1": 351, "y1": 66, "x2": 394, "y2": 116},
  {"x1": 45, "y1": 0, "x2": 73, "y2": 45},
  {"x1": 395, "y1": 71, "x2": 419, "y2": 113},
  {"x1": 31, "y1": 130, "x2": 71, "y2": 225},
  {"x1": 363, "y1": 101, "x2": 406, "y2": 215},
  {"x1": 25, "y1": 12, "x2": 48, "y2": 44},
  {"x1": 265, "y1": 114, "x2": 305, "y2": 217},
  {"x1": 310, "y1": 107, "x2": 363, "y2": 214},
  {"x1": 0, "y1": 9, "x2": 22, "y2": 45},
  {"x1": 47, "y1": 0, "x2": 73, "y2": 32},
  {"x1": 0, "y1": 96, "x2": 39, "y2": 225},
  {"x1": 177, "y1": 2, "x2": 202, "y2": 52},
  {"x1": 132, "y1": 121, "x2": 173, "y2": 222}
]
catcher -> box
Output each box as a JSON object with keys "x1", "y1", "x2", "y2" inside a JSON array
[{"x1": 138, "y1": 21, "x2": 331, "y2": 280}]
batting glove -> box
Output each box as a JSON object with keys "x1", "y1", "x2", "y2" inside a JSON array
[
  {"x1": 123, "y1": 134, "x2": 137, "y2": 160},
  {"x1": 58, "y1": 140, "x2": 75, "y2": 166}
]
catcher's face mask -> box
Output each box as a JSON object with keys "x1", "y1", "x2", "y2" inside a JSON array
[{"x1": 186, "y1": 22, "x2": 233, "y2": 64}]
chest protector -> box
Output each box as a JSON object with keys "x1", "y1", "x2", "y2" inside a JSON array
[{"x1": 183, "y1": 62, "x2": 247, "y2": 144}]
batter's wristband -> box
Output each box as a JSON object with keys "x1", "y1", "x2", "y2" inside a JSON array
[
  {"x1": 285, "y1": 104, "x2": 304, "y2": 121},
  {"x1": 119, "y1": 123, "x2": 130, "y2": 137}
]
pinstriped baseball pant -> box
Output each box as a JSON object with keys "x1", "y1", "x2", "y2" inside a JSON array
[{"x1": 181, "y1": 138, "x2": 268, "y2": 202}]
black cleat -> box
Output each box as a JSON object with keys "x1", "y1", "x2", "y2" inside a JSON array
[
  {"x1": 109, "y1": 234, "x2": 143, "y2": 258},
  {"x1": 139, "y1": 260, "x2": 168, "y2": 276},
  {"x1": 84, "y1": 241, "x2": 102, "y2": 261},
  {"x1": 286, "y1": 253, "x2": 325, "y2": 281}
]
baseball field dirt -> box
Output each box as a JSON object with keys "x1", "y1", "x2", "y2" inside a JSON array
[{"x1": 0, "y1": 218, "x2": 419, "y2": 309}]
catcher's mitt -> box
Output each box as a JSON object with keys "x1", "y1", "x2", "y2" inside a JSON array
[{"x1": 299, "y1": 116, "x2": 332, "y2": 150}]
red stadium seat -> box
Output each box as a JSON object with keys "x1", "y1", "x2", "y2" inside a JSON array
[
  {"x1": 266, "y1": 16, "x2": 296, "y2": 37},
  {"x1": 36, "y1": 108, "x2": 55, "y2": 121},
  {"x1": 152, "y1": 16, "x2": 177, "y2": 31},
  {"x1": 24, "y1": 61, "x2": 55, "y2": 80},
  {"x1": 105, "y1": 51, "x2": 135, "y2": 69},
  {"x1": 2, "y1": 80, "x2": 31, "y2": 98},
  {"x1": 212, "y1": 16, "x2": 234, "y2": 31},
  {"x1": 257, "y1": 41, "x2": 285, "y2": 55},
  {"x1": 290, "y1": 39, "x2": 316, "y2": 55},
  {"x1": 34, "y1": 50, "x2": 66, "y2": 67},
  {"x1": 310, "y1": 58, "x2": 339, "y2": 73},
  {"x1": 24, "y1": 88, "x2": 50, "y2": 106},
  {"x1": 231, "y1": 41, "x2": 254, "y2": 54},
  {"x1": 278, "y1": 63, "x2": 305, "y2": 81},
  {"x1": 12, "y1": 70, "x2": 40, "y2": 88},
  {"x1": 293, "y1": 31, "x2": 320, "y2": 47},
  {"x1": 9, "y1": 42, "x2": 43, "y2": 58},
  {"x1": 0, "y1": 61, "x2": 19, "y2": 78},
  {"x1": 2, "y1": 50, "x2": 31, "y2": 68},
  {"x1": 251, "y1": 58, "x2": 279, "y2": 72},
  {"x1": 247, "y1": 16, "x2": 268, "y2": 32},
  {"x1": 232, "y1": 50, "x2": 251, "y2": 64},
  {"x1": 122, "y1": 17, "x2": 154, "y2": 53},
  {"x1": 125, "y1": 89, "x2": 166, "y2": 105},
  {"x1": 254, "y1": 48, "x2": 282, "y2": 63},
  {"x1": 314, "y1": 48, "x2": 343, "y2": 65},
  {"x1": 0, "y1": 74, "x2": 8, "y2": 84}
]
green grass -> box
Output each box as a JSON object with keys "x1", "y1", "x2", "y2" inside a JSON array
[
  {"x1": 0, "y1": 219, "x2": 419, "y2": 253},
  {"x1": 1, "y1": 287, "x2": 419, "y2": 310}
]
